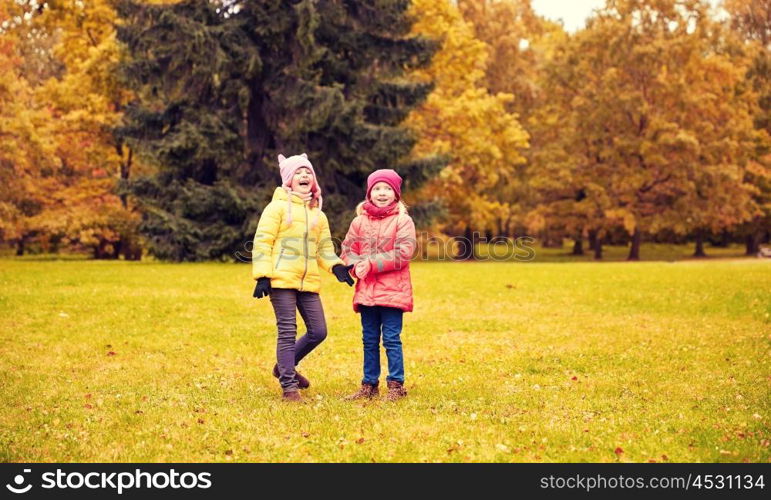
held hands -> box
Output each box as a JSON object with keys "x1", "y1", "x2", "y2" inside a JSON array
[
  {"x1": 354, "y1": 260, "x2": 371, "y2": 281},
  {"x1": 253, "y1": 277, "x2": 272, "y2": 298},
  {"x1": 332, "y1": 264, "x2": 355, "y2": 286}
]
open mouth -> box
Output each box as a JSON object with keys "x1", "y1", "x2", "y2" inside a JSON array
[{"x1": 298, "y1": 180, "x2": 310, "y2": 187}]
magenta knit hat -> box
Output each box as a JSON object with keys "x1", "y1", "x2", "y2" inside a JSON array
[
  {"x1": 277, "y1": 153, "x2": 322, "y2": 226},
  {"x1": 366, "y1": 169, "x2": 402, "y2": 201}
]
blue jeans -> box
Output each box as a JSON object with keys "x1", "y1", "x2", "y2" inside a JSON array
[{"x1": 359, "y1": 305, "x2": 404, "y2": 385}]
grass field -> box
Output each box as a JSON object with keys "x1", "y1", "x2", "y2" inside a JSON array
[{"x1": 1, "y1": 254, "x2": 769, "y2": 462}]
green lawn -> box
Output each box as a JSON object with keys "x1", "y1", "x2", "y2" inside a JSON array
[{"x1": 0, "y1": 256, "x2": 769, "y2": 462}]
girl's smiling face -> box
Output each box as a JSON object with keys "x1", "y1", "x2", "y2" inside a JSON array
[
  {"x1": 290, "y1": 167, "x2": 313, "y2": 195},
  {"x1": 370, "y1": 181, "x2": 396, "y2": 207}
]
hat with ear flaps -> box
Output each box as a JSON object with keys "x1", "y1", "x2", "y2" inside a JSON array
[{"x1": 277, "y1": 153, "x2": 322, "y2": 228}]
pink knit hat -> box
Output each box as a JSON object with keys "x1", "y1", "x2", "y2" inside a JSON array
[
  {"x1": 366, "y1": 169, "x2": 402, "y2": 201},
  {"x1": 277, "y1": 153, "x2": 322, "y2": 227}
]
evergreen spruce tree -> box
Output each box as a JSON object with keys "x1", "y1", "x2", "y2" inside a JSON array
[{"x1": 116, "y1": 0, "x2": 442, "y2": 261}]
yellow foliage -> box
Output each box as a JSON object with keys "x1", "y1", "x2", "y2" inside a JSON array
[
  {"x1": 0, "y1": 0, "x2": 142, "y2": 254},
  {"x1": 406, "y1": 0, "x2": 529, "y2": 234}
]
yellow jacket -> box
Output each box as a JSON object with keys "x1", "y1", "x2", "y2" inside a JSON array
[{"x1": 252, "y1": 187, "x2": 343, "y2": 293}]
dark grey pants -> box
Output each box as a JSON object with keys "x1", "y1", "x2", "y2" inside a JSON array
[{"x1": 269, "y1": 288, "x2": 328, "y2": 391}]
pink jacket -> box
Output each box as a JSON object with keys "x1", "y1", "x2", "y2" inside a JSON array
[{"x1": 341, "y1": 202, "x2": 417, "y2": 312}]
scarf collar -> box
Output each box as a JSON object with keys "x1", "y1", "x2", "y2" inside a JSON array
[
  {"x1": 363, "y1": 200, "x2": 398, "y2": 219},
  {"x1": 283, "y1": 187, "x2": 313, "y2": 204}
]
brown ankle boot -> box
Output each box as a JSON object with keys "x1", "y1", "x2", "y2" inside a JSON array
[
  {"x1": 385, "y1": 380, "x2": 407, "y2": 401},
  {"x1": 345, "y1": 382, "x2": 379, "y2": 400},
  {"x1": 282, "y1": 389, "x2": 303, "y2": 402},
  {"x1": 273, "y1": 364, "x2": 310, "y2": 389}
]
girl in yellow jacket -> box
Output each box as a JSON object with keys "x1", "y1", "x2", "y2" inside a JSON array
[{"x1": 252, "y1": 153, "x2": 354, "y2": 402}]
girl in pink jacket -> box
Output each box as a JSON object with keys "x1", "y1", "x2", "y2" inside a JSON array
[{"x1": 341, "y1": 169, "x2": 416, "y2": 401}]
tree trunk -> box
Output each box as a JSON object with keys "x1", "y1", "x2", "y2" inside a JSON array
[
  {"x1": 93, "y1": 240, "x2": 105, "y2": 259},
  {"x1": 588, "y1": 230, "x2": 597, "y2": 251},
  {"x1": 593, "y1": 235, "x2": 603, "y2": 260},
  {"x1": 455, "y1": 226, "x2": 475, "y2": 260},
  {"x1": 93, "y1": 238, "x2": 117, "y2": 260},
  {"x1": 745, "y1": 232, "x2": 760, "y2": 256},
  {"x1": 241, "y1": 81, "x2": 274, "y2": 185},
  {"x1": 504, "y1": 216, "x2": 514, "y2": 238},
  {"x1": 118, "y1": 145, "x2": 132, "y2": 208},
  {"x1": 15, "y1": 237, "x2": 25, "y2": 256},
  {"x1": 627, "y1": 228, "x2": 641, "y2": 261},
  {"x1": 541, "y1": 230, "x2": 563, "y2": 248},
  {"x1": 572, "y1": 237, "x2": 584, "y2": 255},
  {"x1": 113, "y1": 239, "x2": 123, "y2": 259},
  {"x1": 693, "y1": 230, "x2": 707, "y2": 258},
  {"x1": 713, "y1": 229, "x2": 730, "y2": 248},
  {"x1": 123, "y1": 238, "x2": 142, "y2": 261}
]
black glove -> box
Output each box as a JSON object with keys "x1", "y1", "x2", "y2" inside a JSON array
[
  {"x1": 331, "y1": 264, "x2": 355, "y2": 286},
  {"x1": 253, "y1": 277, "x2": 272, "y2": 298}
]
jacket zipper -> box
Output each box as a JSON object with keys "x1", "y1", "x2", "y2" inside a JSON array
[
  {"x1": 300, "y1": 203, "x2": 309, "y2": 291},
  {"x1": 367, "y1": 216, "x2": 382, "y2": 301},
  {"x1": 375, "y1": 216, "x2": 383, "y2": 274}
]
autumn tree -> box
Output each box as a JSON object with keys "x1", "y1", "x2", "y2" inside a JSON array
[
  {"x1": 405, "y1": 0, "x2": 529, "y2": 259},
  {"x1": 34, "y1": 0, "x2": 143, "y2": 258},
  {"x1": 0, "y1": 0, "x2": 143, "y2": 258},
  {"x1": 0, "y1": 2, "x2": 56, "y2": 255},
  {"x1": 724, "y1": 0, "x2": 771, "y2": 255},
  {"x1": 537, "y1": 0, "x2": 761, "y2": 260},
  {"x1": 459, "y1": 0, "x2": 571, "y2": 248},
  {"x1": 457, "y1": 0, "x2": 547, "y2": 121}
]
